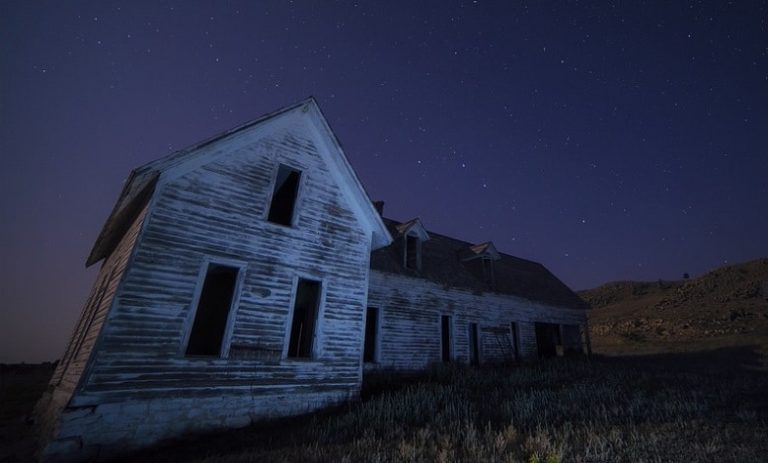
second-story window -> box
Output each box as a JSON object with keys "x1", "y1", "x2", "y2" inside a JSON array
[
  {"x1": 268, "y1": 164, "x2": 301, "y2": 226},
  {"x1": 404, "y1": 234, "x2": 421, "y2": 270}
]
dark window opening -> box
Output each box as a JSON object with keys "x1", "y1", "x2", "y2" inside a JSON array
[
  {"x1": 186, "y1": 264, "x2": 239, "y2": 357},
  {"x1": 363, "y1": 307, "x2": 378, "y2": 363},
  {"x1": 441, "y1": 315, "x2": 452, "y2": 362},
  {"x1": 468, "y1": 322, "x2": 480, "y2": 366},
  {"x1": 561, "y1": 324, "x2": 583, "y2": 356},
  {"x1": 405, "y1": 235, "x2": 420, "y2": 270},
  {"x1": 481, "y1": 258, "x2": 495, "y2": 286},
  {"x1": 287, "y1": 279, "x2": 321, "y2": 358},
  {"x1": 534, "y1": 322, "x2": 561, "y2": 358},
  {"x1": 268, "y1": 164, "x2": 301, "y2": 226},
  {"x1": 510, "y1": 322, "x2": 520, "y2": 361}
]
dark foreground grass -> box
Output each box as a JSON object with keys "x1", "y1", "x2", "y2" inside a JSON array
[{"x1": 120, "y1": 347, "x2": 768, "y2": 463}]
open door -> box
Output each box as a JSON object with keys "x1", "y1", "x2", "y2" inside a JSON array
[{"x1": 535, "y1": 322, "x2": 560, "y2": 358}]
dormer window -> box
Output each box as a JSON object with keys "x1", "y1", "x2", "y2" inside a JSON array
[
  {"x1": 481, "y1": 256, "x2": 495, "y2": 286},
  {"x1": 268, "y1": 164, "x2": 301, "y2": 226},
  {"x1": 460, "y1": 241, "x2": 501, "y2": 287},
  {"x1": 395, "y1": 218, "x2": 430, "y2": 272},
  {"x1": 405, "y1": 234, "x2": 421, "y2": 270}
]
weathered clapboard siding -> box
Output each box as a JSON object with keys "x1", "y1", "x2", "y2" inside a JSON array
[
  {"x1": 80, "y1": 127, "x2": 371, "y2": 400},
  {"x1": 367, "y1": 271, "x2": 587, "y2": 370},
  {"x1": 36, "y1": 203, "x2": 150, "y2": 462},
  {"x1": 40, "y1": 101, "x2": 387, "y2": 462},
  {"x1": 49, "y1": 204, "x2": 149, "y2": 397}
]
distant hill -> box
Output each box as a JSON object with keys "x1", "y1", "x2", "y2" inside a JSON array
[{"x1": 580, "y1": 258, "x2": 768, "y2": 355}]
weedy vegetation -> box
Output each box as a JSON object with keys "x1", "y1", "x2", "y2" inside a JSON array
[{"x1": 119, "y1": 350, "x2": 768, "y2": 463}]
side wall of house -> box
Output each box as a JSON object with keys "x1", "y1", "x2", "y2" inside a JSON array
[
  {"x1": 37, "y1": 204, "x2": 148, "y2": 457},
  {"x1": 49, "y1": 205, "x2": 149, "y2": 394},
  {"x1": 366, "y1": 271, "x2": 588, "y2": 370},
  {"x1": 44, "y1": 122, "x2": 374, "y2": 461}
]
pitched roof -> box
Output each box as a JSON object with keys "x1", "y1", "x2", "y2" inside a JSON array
[
  {"x1": 370, "y1": 218, "x2": 589, "y2": 310},
  {"x1": 86, "y1": 97, "x2": 392, "y2": 266}
]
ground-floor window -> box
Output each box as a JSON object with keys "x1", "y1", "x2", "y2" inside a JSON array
[
  {"x1": 186, "y1": 264, "x2": 240, "y2": 357},
  {"x1": 287, "y1": 278, "x2": 322, "y2": 359},
  {"x1": 468, "y1": 322, "x2": 480, "y2": 365},
  {"x1": 509, "y1": 322, "x2": 520, "y2": 361},
  {"x1": 363, "y1": 307, "x2": 379, "y2": 363},
  {"x1": 441, "y1": 315, "x2": 453, "y2": 362}
]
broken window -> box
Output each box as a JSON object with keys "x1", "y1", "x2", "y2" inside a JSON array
[
  {"x1": 363, "y1": 307, "x2": 378, "y2": 363},
  {"x1": 441, "y1": 315, "x2": 452, "y2": 362},
  {"x1": 186, "y1": 264, "x2": 239, "y2": 357},
  {"x1": 287, "y1": 278, "x2": 322, "y2": 359},
  {"x1": 405, "y1": 234, "x2": 420, "y2": 270},
  {"x1": 267, "y1": 164, "x2": 301, "y2": 226},
  {"x1": 468, "y1": 322, "x2": 480, "y2": 365}
]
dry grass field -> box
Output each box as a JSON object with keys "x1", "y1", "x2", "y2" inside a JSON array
[
  {"x1": 115, "y1": 350, "x2": 768, "y2": 463},
  {"x1": 2, "y1": 348, "x2": 767, "y2": 463}
]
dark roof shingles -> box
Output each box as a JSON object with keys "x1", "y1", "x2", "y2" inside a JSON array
[{"x1": 370, "y1": 218, "x2": 588, "y2": 310}]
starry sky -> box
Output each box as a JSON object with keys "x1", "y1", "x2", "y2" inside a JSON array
[{"x1": 1, "y1": 1, "x2": 767, "y2": 363}]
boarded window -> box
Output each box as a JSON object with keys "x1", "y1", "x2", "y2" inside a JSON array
[
  {"x1": 287, "y1": 279, "x2": 322, "y2": 358},
  {"x1": 267, "y1": 164, "x2": 301, "y2": 226},
  {"x1": 468, "y1": 322, "x2": 480, "y2": 365},
  {"x1": 405, "y1": 235, "x2": 420, "y2": 270},
  {"x1": 363, "y1": 307, "x2": 378, "y2": 363},
  {"x1": 441, "y1": 315, "x2": 452, "y2": 362},
  {"x1": 186, "y1": 264, "x2": 239, "y2": 357}
]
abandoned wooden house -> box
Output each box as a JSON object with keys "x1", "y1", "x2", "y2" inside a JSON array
[
  {"x1": 37, "y1": 98, "x2": 589, "y2": 461},
  {"x1": 366, "y1": 216, "x2": 589, "y2": 369}
]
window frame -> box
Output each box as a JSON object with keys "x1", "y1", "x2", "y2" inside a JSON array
[
  {"x1": 265, "y1": 162, "x2": 304, "y2": 228},
  {"x1": 180, "y1": 257, "x2": 247, "y2": 359},
  {"x1": 363, "y1": 306, "x2": 382, "y2": 364},
  {"x1": 403, "y1": 232, "x2": 422, "y2": 271},
  {"x1": 509, "y1": 321, "x2": 521, "y2": 362},
  {"x1": 468, "y1": 321, "x2": 482, "y2": 366},
  {"x1": 481, "y1": 256, "x2": 495, "y2": 286},
  {"x1": 439, "y1": 313, "x2": 454, "y2": 362},
  {"x1": 282, "y1": 274, "x2": 326, "y2": 361}
]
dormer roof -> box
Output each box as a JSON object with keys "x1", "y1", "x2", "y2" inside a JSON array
[
  {"x1": 394, "y1": 218, "x2": 430, "y2": 241},
  {"x1": 460, "y1": 241, "x2": 501, "y2": 262}
]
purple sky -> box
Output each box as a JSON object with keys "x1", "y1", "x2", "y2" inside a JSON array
[{"x1": 2, "y1": 1, "x2": 767, "y2": 363}]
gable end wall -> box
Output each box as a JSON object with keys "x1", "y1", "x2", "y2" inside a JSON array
[{"x1": 42, "y1": 123, "x2": 374, "y2": 461}]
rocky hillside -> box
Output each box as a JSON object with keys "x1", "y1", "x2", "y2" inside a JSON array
[{"x1": 580, "y1": 258, "x2": 768, "y2": 354}]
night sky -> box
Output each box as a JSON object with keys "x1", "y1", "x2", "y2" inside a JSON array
[{"x1": 2, "y1": 1, "x2": 767, "y2": 363}]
